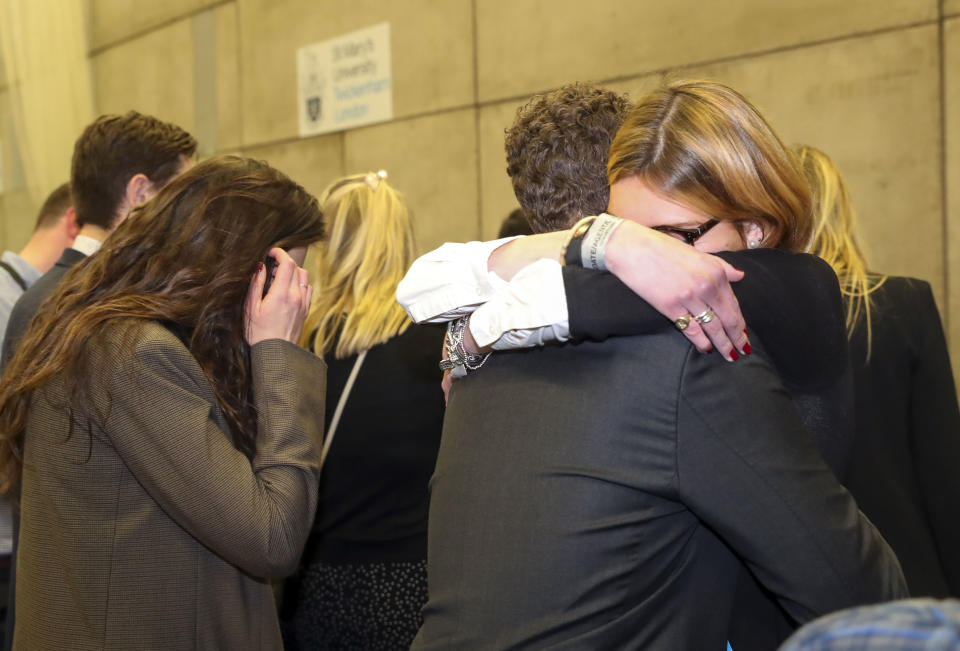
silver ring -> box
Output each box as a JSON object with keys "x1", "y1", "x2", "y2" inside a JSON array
[
  {"x1": 674, "y1": 315, "x2": 692, "y2": 331},
  {"x1": 695, "y1": 309, "x2": 716, "y2": 325}
]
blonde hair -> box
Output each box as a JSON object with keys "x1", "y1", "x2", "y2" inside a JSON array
[
  {"x1": 607, "y1": 79, "x2": 812, "y2": 252},
  {"x1": 796, "y1": 145, "x2": 886, "y2": 352},
  {"x1": 301, "y1": 172, "x2": 414, "y2": 358}
]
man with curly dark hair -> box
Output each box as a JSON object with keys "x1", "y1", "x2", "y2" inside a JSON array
[
  {"x1": 401, "y1": 82, "x2": 747, "y2": 358},
  {"x1": 504, "y1": 82, "x2": 631, "y2": 233}
]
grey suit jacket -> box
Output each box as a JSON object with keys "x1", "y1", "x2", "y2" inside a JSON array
[
  {"x1": 14, "y1": 320, "x2": 325, "y2": 650},
  {"x1": 414, "y1": 332, "x2": 907, "y2": 650}
]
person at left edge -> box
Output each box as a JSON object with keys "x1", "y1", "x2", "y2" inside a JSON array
[
  {"x1": 0, "y1": 182, "x2": 76, "y2": 638},
  {"x1": 0, "y1": 183, "x2": 77, "y2": 341}
]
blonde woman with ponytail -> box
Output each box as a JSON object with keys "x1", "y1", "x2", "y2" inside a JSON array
[
  {"x1": 799, "y1": 144, "x2": 960, "y2": 599},
  {"x1": 282, "y1": 172, "x2": 446, "y2": 650},
  {"x1": 304, "y1": 170, "x2": 415, "y2": 358}
]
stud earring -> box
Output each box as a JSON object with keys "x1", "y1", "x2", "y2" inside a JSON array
[{"x1": 748, "y1": 240, "x2": 760, "y2": 249}]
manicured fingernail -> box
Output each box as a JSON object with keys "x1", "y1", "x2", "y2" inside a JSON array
[
  {"x1": 730, "y1": 349, "x2": 739, "y2": 361},
  {"x1": 743, "y1": 342, "x2": 752, "y2": 355},
  {"x1": 257, "y1": 262, "x2": 264, "y2": 271},
  {"x1": 706, "y1": 345, "x2": 713, "y2": 354}
]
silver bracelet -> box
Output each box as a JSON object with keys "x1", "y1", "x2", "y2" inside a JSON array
[
  {"x1": 580, "y1": 214, "x2": 624, "y2": 271},
  {"x1": 439, "y1": 317, "x2": 490, "y2": 373}
]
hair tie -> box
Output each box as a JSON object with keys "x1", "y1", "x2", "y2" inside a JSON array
[{"x1": 364, "y1": 169, "x2": 388, "y2": 190}]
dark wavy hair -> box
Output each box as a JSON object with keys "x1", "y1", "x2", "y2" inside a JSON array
[
  {"x1": 504, "y1": 83, "x2": 631, "y2": 233},
  {"x1": 0, "y1": 156, "x2": 324, "y2": 491}
]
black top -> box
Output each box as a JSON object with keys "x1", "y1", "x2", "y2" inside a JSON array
[
  {"x1": 844, "y1": 276, "x2": 960, "y2": 598},
  {"x1": 303, "y1": 322, "x2": 446, "y2": 564}
]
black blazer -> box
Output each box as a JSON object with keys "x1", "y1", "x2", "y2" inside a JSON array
[
  {"x1": 563, "y1": 249, "x2": 854, "y2": 476},
  {"x1": 415, "y1": 327, "x2": 906, "y2": 649},
  {"x1": 844, "y1": 276, "x2": 960, "y2": 598},
  {"x1": 560, "y1": 249, "x2": 859, "y2": 649}
]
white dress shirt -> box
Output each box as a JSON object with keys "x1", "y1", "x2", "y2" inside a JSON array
[{"x1": 396, "y1": 236, "x2": 570, "y2": 350}]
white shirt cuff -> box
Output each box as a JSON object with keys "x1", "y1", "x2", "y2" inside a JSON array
[
  {"x1": 468, "y1": 258, "x2": 570, "y2": 349},
  {"x1": 396, "y1": 237, "x2": 521, "y2": 323}
]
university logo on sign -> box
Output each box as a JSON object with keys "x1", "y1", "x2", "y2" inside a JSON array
[
  {"x1": 306, "y1": 97, "x2": 322, "y2": 123},
  {"x1": 297, "y1": 22, "x2": 393, "y2": 137}
]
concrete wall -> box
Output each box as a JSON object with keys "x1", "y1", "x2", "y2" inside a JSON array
[{"x1": 4, "y1": 0, "x2": 959, "y2": 383}]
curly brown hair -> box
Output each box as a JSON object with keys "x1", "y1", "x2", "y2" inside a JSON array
[
  {"x1": 71, "y1": 111, "x2": 197, "y2": 229},
  {"x1": 504, "y1": 83, "x2": 631, "y2": 233},
  {"x1": 0, "y1": 156, "x2": 324, "y2": 492}
]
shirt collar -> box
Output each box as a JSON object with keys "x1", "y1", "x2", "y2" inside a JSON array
[{"x1": 71, "y1": 234, "x2": 103, "y2": 257}]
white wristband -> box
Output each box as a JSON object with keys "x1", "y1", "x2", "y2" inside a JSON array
[{"x1": 580, "y1": 214, "x2": 624, "y2": 271}]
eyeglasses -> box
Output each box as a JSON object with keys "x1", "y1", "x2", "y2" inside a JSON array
[{"x1": 652, "y1": 218, "x2": 720, "y2": 245}]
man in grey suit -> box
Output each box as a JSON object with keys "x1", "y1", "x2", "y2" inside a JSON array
[{"x1": 411, "y1": 84, "x2": 907, "y2": 649}]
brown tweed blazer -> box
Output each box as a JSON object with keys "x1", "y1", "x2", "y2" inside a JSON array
[{"x1": 14, "y1": 320, "x2": 326, "y2": 650}]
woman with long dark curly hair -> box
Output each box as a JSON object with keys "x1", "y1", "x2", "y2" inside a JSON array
[{"x1": 0, "y1": 156, "x2": 326, "y2": 650}]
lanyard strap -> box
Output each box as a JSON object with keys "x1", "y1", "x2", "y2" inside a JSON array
[
  {"x1": 0, "y1": 262, "x2": 26, "y2": 291},
  {"x1": 320, "y1": 350, "x2": 367, "y2": 469}
]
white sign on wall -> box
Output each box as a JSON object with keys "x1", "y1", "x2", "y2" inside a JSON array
[{"x1": 297, "y1": 22, "x2": 393, "y2": 137}]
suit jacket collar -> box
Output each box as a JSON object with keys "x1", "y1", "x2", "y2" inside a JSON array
[{"x1": 56, "y1": 248, "x2": 88, "y2": 269}]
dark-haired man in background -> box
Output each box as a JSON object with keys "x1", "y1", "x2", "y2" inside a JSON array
[
  {"x1": 0, "y1": 183, "x2": 76, "y2": 341},
  {"x1": 0, "y1": 111, "x2": 196, "y2": 648},
  {"x1": 2, "y1": 111, "x2": 196, "y2": 368}
]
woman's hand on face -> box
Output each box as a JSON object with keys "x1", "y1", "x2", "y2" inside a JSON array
[
  {"x1": 605, "y1": 222, "x2": 750, "y2": 361},
  {"x1": 245, "y1": 247, "x2": 313, "y2": 346}
]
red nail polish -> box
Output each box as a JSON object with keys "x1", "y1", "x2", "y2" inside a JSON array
[
  {"x1": 257, "y1": 262, "x2": 264, "y2": 271},
  {"x1": 743, "y1": 342, "x2": 752, "y2": 355},
  {"x1": 730, "y1": 350, "x2": 739, "y2": 361},
  {"x1": 705, "y1": 345, "x2": 713, "y2": 354}
]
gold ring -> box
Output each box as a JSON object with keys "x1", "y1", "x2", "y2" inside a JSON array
[{"x1": 674, "y1": 315, "x2": 692, "y2": 331}]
